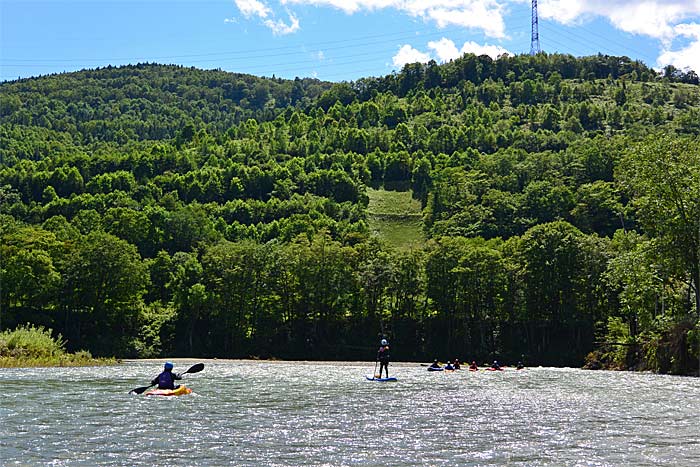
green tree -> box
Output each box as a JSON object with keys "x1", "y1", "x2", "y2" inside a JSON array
[
  {"x1": 617, "y1": 135, "x2": 700, "y2": 317},
  {"x1": 1, "y1": 226, "x2": 62, "y2": 328},
  {"x1": 61, "y1": 231, "x2": 148, "y2": 355},
  {"x1": 165, "y1": 204, "x2": 219, "y2": 253},
  {"x1": 103, "y1": 207, "x2": 151, "y2": 255},
  {"x1": 514, "y1": 221, "x2": 592, "y2": 324}
]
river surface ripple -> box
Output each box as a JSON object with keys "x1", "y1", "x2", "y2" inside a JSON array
[{"x1": 1, "y1": 362, "x2": 699, "y2": 466}]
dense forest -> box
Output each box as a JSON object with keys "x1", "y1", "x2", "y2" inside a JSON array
[{"x1": 1, "y1": 54, "x2": 699, "y2": 373}]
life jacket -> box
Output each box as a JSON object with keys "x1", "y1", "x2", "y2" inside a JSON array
[
  {"x1": 158, "y1": 370, "x2": 175, "y2": 389},
  {"x1": 377, "y1": 345, "x2": 390, "y2": 362}
]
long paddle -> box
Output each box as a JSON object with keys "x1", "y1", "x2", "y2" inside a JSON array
[{"x1": 129, "y1": 362, "x2": 205, "y2": 395}]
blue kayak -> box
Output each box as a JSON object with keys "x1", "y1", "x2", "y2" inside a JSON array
[
  {"x1": 366, "y1": 376, "x2": 398, "y2": 382},
  {"x1": 427, "y1": 367, "x2": 444, "y2": 371}
]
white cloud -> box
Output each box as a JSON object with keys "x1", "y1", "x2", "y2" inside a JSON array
[
  {"x1": 281, "y1": 0, "x2": 396, "y2": 15},
  {"x1": 282, "y1": 0, "x2": 511, "y2": 38},
  {"x1": 657, "y1": 22, "x2": 700, "y2": 73},
  {"x1": 427, "y1": 37, "x2": 511, "y2": 61},
  {"x1": 395, "y1": 38, "x2": 511, "y2": 67},
  {"x1": 392, "y1": 44, "x2": 432, "y2": 67},
  {"x1": 224, "y1": 17, "x2": 237, "y2": 24},
  {"x1": 459, "y1": 40, "x2": 511, "y2": 58},
  {"x1": 538, "y1": 0, "x2": 700, "y2": 40},
  {"x1": 428, "y1": 38, "x2": 461, "y2": 62},
  {"x1": 236, "y1": 0, "x2": 700, "y2": 72},
  {"x1": 235, "y1": 0, "x2": 271, "y2": 19},
  {"x1": 537, "y1": 1, "x2": 700, "y2": 72},
  {"x1": 316, "y1": 50, "x2": 326, "y2": 60},
  {"x1": 419, "y1": 3, "x2": 507, "y2": 38},
  {"x1": 235, "y1": 1, "x2": 301, "y2": 35},
  {"x1": 264, "y1": 12, "x2": 300, "y2": 35}
]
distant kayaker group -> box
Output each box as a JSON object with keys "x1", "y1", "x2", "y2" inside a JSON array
[
  {"x1": 374, "y1": 337, "x2": 525, "y2": 379},
  {"x1": 427, "y1": 358, "x2": 524, "y2": 371}
]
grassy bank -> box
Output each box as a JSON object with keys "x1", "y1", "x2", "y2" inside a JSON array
[
  {"x1": 367, "y1": 187, "x2": 424, "y2": 250},
  {"x1": 0, "y1": 324, "x2": 116, "y2": 367}
]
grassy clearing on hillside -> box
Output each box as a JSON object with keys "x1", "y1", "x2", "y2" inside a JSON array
[
  {"x1": 366, "y1": 187, "x2": 423, "y2": 216},
  {"x1": 367, "y1": 187, "x2": 424, "y2": 250}
]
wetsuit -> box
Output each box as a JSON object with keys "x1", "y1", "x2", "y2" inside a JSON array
[
  {"x1": 377, "y1": 345, "x2": 390, "y2": 378},
  {"x1": 151, "y1": 369, "x2": 182, "y2": 390}
]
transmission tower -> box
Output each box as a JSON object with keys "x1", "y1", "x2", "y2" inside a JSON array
[{"x1": 530, "y1": 0, "x2": 541, "y2": 55}]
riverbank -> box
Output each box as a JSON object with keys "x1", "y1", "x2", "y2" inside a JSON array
[
  {"x1": 0, "y1": 354, "x2": 117, "y2": 368},
  {"x1": 584, "y1": 345, "x2": 700, "y2": 377}
]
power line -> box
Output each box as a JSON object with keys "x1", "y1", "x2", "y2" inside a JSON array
[
  {"x1": 2, "y1": 24, "x2": 492, "y2": 65},
  {"x1": 539, "y1": 23, "x2": 656, "y2": 66},
  {"x1": 1, "y1": 23, "x2": 532, "y2": 82},
  {"x1": 221, "y1": 53, "x2": 396, "y2": 78}
]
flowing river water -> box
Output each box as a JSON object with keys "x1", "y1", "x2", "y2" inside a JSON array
[{"x1": 1, "y1": 360, "x2": 699, "y2": 466}]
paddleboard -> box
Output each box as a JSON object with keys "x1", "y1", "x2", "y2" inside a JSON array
[{"x1": 366, "y1": 376, "x2": 398, "y2": 382}]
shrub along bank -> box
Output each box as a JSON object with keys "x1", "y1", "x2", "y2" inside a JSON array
[{"x1": 0, "y1": 324, "x2": 116, "y2": 367}]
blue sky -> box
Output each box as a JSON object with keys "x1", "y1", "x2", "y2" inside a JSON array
[{"x1": 2, "y1": 0, "x2": 700, "y2": 83}]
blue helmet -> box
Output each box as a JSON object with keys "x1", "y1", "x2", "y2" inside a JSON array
[{"x1": 164, "y1": 362, "x2": 174, "y2": 370}]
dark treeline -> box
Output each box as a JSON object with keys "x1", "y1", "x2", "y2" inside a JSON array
[{"x1": 1, "y1": 53, "x2": 699, "y2": 373}]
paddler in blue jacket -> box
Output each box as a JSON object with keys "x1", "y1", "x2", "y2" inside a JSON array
[
  {"x1": 151, "y1": 362, "x2": 182, "y2": 389},
  {"x1": 376, "y1": 339, "x2": 390, "y2": 378}
]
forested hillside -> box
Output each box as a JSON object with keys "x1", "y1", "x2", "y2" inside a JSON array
[{"x1": 1, "y1": 55, "x2": 699, "y2": 373}]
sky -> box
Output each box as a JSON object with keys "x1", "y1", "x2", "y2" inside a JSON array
[{"x1": 2, "y1": 0, "x2": 700, "y2": 83}]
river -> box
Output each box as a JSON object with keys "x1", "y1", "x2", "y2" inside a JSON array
[{"x1": 1, "y1": 361, "x2": 698, "y2": 466}]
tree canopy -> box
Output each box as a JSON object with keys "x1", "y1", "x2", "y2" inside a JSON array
[{"x1": 1, "y1": 53, "x2": 699, "y2": 373}]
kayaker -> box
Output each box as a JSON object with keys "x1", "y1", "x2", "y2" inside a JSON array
[
  {"x1": 151, "y1": 361, "x2": 182, "y2": 390},
  {"x1": 429, "y1": 359, "x2": 441, "y2": 369},
  {"x1": 376, "y1": 339, "x2": 390, "y2": 379},
  {"x1": 516, "y1": 361, "x2": 524, "y2": 370},
  {"x1": 491, "y1": 360, "x2": 501, "y2": 370},
  {"x1": 453, "y1": 358, "x2": 461, "y2": 370},
  {"x1": 469, "y1": 360, "x2": 478, "y2": 370},
  {"x1": 444, "y1": 361, "x2": 455, "y2": 371}
]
